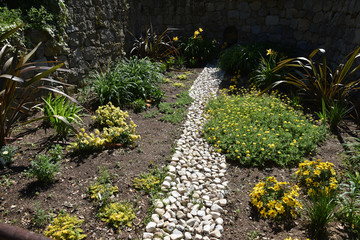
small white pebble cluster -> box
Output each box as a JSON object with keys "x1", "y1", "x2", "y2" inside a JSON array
[{"x1": 143, "y1": 67, "x2": 227, "y2": 240}]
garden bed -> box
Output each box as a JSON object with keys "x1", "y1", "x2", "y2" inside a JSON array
[{"x1": 0, "y1": 68, "x2": 202, "y2": 239}]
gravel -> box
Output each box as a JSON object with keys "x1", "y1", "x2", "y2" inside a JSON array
[{"x1": 143, "y1": 67, "x2": 226, "y2": 240}]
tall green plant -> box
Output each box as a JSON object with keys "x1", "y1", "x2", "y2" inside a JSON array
[
  {"x1": 43, "y1": 94, "x2": 82, "y2": 138},
  {"x1": 267, "y1": 47, "x2": 360, "y2": 109},
  {"x1": 0, "y1": 26, "x2": 71, "y2": 147},
  {"x1": 129, "y1": 25, "x2": 179, "y2": 61},
  {"x1": 91, "y1": 56, "x2": 164, "y2": 107}
]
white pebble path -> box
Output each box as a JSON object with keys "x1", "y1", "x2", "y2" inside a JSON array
[{"x1": 143, "y1": 67, "x2": 228, "y2": 240}]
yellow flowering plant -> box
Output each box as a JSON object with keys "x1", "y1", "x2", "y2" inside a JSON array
[
  {"x1": 180, "y1": 27, "x2": 218, "y2": 67},
  {"x1": 250, "y1": 176, "x2": 302, "y2": 221},
  {"x1": 44, "y1": 213, "x2": 87, "y2": 240},
  {"x1": 68, "y1": 102, "x2": 140, "y2": 153},
  {"x1": 98, "y1": 202, "x2": 136, "y2": 230},
  {"x1": 295, "y1": 159, "x2": 338, "y2": 197}
]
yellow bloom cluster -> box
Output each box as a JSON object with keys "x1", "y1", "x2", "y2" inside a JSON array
[
  {"x1": 295, "y1": 159, "x2": 338, "y2": 196},
  {"x1": 44, "y1": 213, "x2": 86, "y2": 240},
  {"x1": 230, "y1": 70, "x2": 241, "y2": 87},
  {"x1": 193, "y1": 27, "x2": 203, "y2": 39},
  {"x1": 68, "y1": 102, "x2": 140, "y2": 152},
  {"x1": 93, "y1": 102, "x2": 130, "y2": 128},
  {"x1": 88, "y1": 182, "x2": 119, "y2": 202},
  {"x1": 98, "y1": 202, "x2": 136, "y2": 229},
  {"x1": 133, "y1": 174, "x2": 160, "y2": 193},
  {"x1": 250, "y1": 176, "x2": 302, "y2": 220}
]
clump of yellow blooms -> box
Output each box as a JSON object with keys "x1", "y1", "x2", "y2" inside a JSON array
[
  {"x1": 133, "y1": 174, "x2": 160, "y2": 193},
  {"x1": 250, "y1": 176, "x2": 302, "y2": 220},
  {"x1": 88, "y1": 182, "x2": 119, "y2": 203},
  {"x1": 68, "y1": 102, "x2": 140, "y2": 152},
  {"x1": 295, "y1": 159, "x2": 338, "y2": 196},
  {"x1": 44, "y1": 213, "x2": 87, "y2": 240},
  {"x1": 98, "y1": 202, "x2": 135, "y2": 229}
]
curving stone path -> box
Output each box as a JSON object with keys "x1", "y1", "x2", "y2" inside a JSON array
[{"x1": 143, "y1": 67, "x2": 228, "y2": 240}]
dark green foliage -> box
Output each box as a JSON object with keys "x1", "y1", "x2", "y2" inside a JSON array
[
  {"x1": 305, "y1": 193, "x2": 337, "y2": 239},
  {"x1": 219, "y1": 43, "x2": 267, "y2": 74},
  {"x1": 180, "y1": 29, "x2": 218, "y2": 67},
  {"x1": 0, "y1": 26, "x2": 70, "y2": 147},
  {"x1": 250, "y1": 52, "x2": 286, "y2": 89},
  {"x1": 91, "y1": 56, "x2": 165, "y2": 108},
  {"x1": 129, "y1": 25, "x2": 179, "y2": 61},
  {"x1": 337, "y1": 171, "x2": 360, "y2": 238}
]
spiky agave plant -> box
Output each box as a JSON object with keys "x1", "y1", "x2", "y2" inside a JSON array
[{"x1": 0, "y1": 25, "x2": 74, "y2": 147}]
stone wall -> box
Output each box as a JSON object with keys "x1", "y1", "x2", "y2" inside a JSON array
[
  {"x1": 129, "y1": 0, "x2": 360, "y2": 65},
  {"x1": 32, "y1": 0, "x2": 360, "y2": 83}
]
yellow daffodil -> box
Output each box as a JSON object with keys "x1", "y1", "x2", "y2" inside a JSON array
[{"x1": 173, "y1": 36, "x2": 178, "y2": 41}]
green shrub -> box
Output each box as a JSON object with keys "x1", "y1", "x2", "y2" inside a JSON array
[
  {"x1": 0, "y1": 7, "x2": 22, "y2": 35},
  {"x1": 44, "y1": 213, "x2": 86, "y2": 240},
  {"x1": 43, "y1": 94, "x2": 82, "y2": 139},
  {"x1": 28, "y1": 154, "x2": 60, "y2": 184},
  {"x1": 203, "y1": 88, "x2": 327, "y2": 167},
  {"x1": 91, "y1": 56, "x2": 164, "y2": 107},
  {"x1": 0, "y1": 145, "x2": 16, "y2": 167},
  {"x1": 25, "y1": 6, "x2": 54, "y2": 33},
  {"x1": 250, "y1": 49, "x2": 285, "y2": 89},
  {"x1": 219, "y1": 43, "x2": 267, "y2": 74},
  {"x1": 180, "y1": 28, "x2": 218, "y2": 67},
  {"x1": 48, "y1": 144, "x2": 63, "y2": 163}
]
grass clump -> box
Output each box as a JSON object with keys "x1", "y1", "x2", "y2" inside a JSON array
[
  {"x1": 42, "y1": 94, "x2": 82, "y2": 139},
  {"x1": 44, "y1": 213, "x2": 86, "y2": 240},
  {"x1": 203, "y1": 89, "x2": 326, "y2": 167},
  {"x1": 91, "y1": 56, "x2": 164, "y2": 108}
]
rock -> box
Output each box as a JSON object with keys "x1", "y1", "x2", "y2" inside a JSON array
[
  {"x1": 210, "y1": 229, "x2": 222, "y2": 238},
  {"x1": 146, "y1": 222, "x2": 157, "y2": 232}
]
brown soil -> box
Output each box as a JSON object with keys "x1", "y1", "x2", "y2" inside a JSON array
[
  {"x1": 0, "y1": 68, "x2": 359, "y2": 240},
  {"x1": 0, "y1": 68, "x2": 202, "y2": 239}
]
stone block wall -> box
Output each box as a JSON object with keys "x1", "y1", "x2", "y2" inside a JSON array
[
  {"x1": 129, "y1": 0, "x2": 360, "y2": 65},
  {"x1": 30, "y1": 0, "x2": 360, "y2": 83}
]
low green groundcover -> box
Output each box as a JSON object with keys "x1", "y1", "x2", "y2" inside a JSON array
[{"x1": 203, "y1": 89, "x2": 326, "y2": 167}]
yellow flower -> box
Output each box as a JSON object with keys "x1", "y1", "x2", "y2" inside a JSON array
[
  {"x1": 199, "y1": 27, "x2": 203, "y2": 32},
  {"x1": 266, "y1": 49, "x2": 274, "y2": 56},
  {"x1": 194, "y1": 30, "x2": 200, "y2": 38},
  {"x1": 173, "y1": 36, "x2": 178, "y2": 41}
]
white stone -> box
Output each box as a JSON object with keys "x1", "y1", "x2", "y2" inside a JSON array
[
  {"x1": 143, "y1": 232, "x2": 154, "y2": 239},
  {"x1": 210, "y1": 229, "x2": 222, "y2": 238},
  {"x1": 170, "y1": 233, "x2": 183, "y2": 240},
  {"x1": 211, "y1": 203, "x2": 223, "y2": 212},
  {"x1": 184, "y1": 232, "x2": 192, "y2": 239},
  {"x1": 146, "y1": 222, "x2": 157, "y2": 232},
  {"x1": 215, "y1": 217, "x2": 223, "y2": 225}
]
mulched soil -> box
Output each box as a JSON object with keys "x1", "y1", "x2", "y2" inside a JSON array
[{"x1": 0, "y1": 67, "x2": 359, "y2": 240}]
